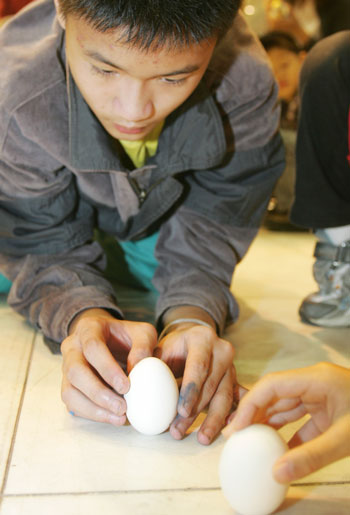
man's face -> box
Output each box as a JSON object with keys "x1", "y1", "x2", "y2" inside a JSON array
[
  {"x1": 64, "y1": 16, "x2": 217, "y2": 140},
  {"x1": 267, "y1": 47, "x2": 304, "y2": 102}
]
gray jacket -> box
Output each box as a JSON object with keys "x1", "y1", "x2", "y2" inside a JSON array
[{"x1": 0, "y1": 0, "x2": 284, "y2": 342}]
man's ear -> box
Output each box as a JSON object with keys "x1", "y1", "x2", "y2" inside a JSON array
[{"x1": 54, "y1": 0, "x2": 66, "y2": 29}]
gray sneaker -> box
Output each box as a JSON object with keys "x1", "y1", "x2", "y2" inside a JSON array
[{"x1": 299, "y1": 240, "x2": 350, "y2": 327}]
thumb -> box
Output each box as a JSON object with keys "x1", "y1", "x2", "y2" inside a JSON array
[{"x1": 273, "y1": 418, "x2": 350, "y2": 483}]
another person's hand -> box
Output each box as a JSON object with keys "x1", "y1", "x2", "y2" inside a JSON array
[
  {"x1": 223, "y1": 362, "x2": 350, "y2": 482},
  {"x1": 155, "y1": 318, "x2": 239, "y2": 445},
  {"x1": 61, "y1": 308, "x2": 157, "y2": 426}
]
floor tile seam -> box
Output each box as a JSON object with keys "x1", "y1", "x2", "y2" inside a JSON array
[
  {"x1": 292, "y1": 480, "x2": 350, "y2": 487},
  {"x1": 1, "y1": 482, "x2": 350, "y2": 498},
  {"x1": 0, "y1": 330, "x2": 37, "y2": 502},
  {"x1": 0, "y1": 487, "x2": 222, "y2": 499}
]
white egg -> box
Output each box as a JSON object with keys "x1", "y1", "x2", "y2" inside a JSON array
[
  {"x1": 124, "y1": 357, "x2": 179, "y2": 436},
  {"x1": 219, "y1": 424, "x2": 289, "y2": 515}
]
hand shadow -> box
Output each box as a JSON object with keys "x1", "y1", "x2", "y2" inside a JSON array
[{"x1": 223, "y1": 298, "x2": 345, "y2": 388}]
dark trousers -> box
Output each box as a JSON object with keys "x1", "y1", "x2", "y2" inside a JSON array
[{"x1": 290, "y1": 31, "x2": 350, "y2": 230}]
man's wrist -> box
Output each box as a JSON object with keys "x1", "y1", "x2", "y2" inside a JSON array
[
  {"x1": 159, "y1": 317, "x2": 215, "y2": 341},
  {"x1": 68, "y1": 308, "x2": 119, "y2": 334},
  {"x1": 159, "y1": 305, "x2": 217, "y2": 339}
]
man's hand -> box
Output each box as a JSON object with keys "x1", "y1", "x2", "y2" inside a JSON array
[
  {"x1": 155, "y1": 319, "x2": 238, "y2": 445},
  {"x1": 61, "y1": 308, "x2": 157, "y2": 426},
  {"x1": 223, "y1": 362, "x2": 350, "y2": 483}
]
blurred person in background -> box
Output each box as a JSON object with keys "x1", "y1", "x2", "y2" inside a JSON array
[
  {"x1": 260, "y1": 31, "x2": 306, "y2": 230},
  {"x1": 265, "y1": 0, "x2": 350, "y2": 49}
]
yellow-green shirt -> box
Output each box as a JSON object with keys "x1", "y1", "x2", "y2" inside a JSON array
[{"x1": 119, "y1": 121, "x2": 164, "y2": 168}]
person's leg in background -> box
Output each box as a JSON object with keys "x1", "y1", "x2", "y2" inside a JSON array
[{"x1": 290, "y1": 32, "x2": 350, "y2": 327}]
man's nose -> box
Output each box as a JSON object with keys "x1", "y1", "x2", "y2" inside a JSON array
[{"x1": 113, "y1": 79, "x2": 154, "y2": 122}]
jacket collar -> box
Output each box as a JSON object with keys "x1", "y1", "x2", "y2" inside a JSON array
[{"x1": 67, "y1": 70, "x2": 227, "y2": 174}]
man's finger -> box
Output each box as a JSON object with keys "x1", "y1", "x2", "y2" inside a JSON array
[
  {"x1": 61, "y1": 377, "x2": 126, "y2": 426},
  {"x1": 169, "y1": 413, "x2": 197, "y2": 440},
  {"x1": 125, "y1": 321, "x2": 158, "y2": 372},
  {"x1": 267, "y1": 403, "x2": 307, "y2": 427},
  {"x1": 193, "y1": 339, "x2": 234, "y2": 415},
  {"x1": 197, "y1": 367, "x2": 235, "y2": 445},
  {"x1": 177, "y1": 330, "x2": 212, "y2": 417},
  {"x1": 80, "y1": 332, "x2": 130, "y2": 395},
  {"x1": 62, "y1": 347, "x2": 127, "y2": 415}
]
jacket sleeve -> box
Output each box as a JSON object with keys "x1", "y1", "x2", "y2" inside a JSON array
[
  {"x1": 0, "y1": 129, "x2": 123, "y2": 344},
  {"x1": 154, "y1": 134, "x2": 284, "y2": 335},
  {"x1": 153, "y1": 25, "x2": 285, "y2": 333}
]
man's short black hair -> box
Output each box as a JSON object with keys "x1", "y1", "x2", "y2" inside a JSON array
[
  {"x1": 58, "y1": 0, "x2": 242, "y2": 49},
  {"x1": 260, "y1": 31, "x2": 301, "y2": 54}
]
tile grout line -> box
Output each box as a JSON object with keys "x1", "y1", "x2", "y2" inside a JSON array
[
  {"x1": 0, "y1": 330, "x2": 37, "y2": 507},
  {"x1": 2, "y1": 481, "x2": 350, "y2": 499}
]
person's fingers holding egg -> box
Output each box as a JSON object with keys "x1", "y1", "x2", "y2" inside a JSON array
[
  {"x1": 196, "y1": 365, "x2": 236, "y2": 445},
  {"x1": 178, "y1": 333, "x2": 235, "y2": 419},
  {"x1": 176, "y1": 325, "x2": 221, "y2": 418},
  {"x1": 125, "y1": 320, "x2": 158, "y2": 373},
  {"x1": 169, "y1": 336, "x2": 238, "y2": 443},
  {"x1": 169, "y1": 412, "x2": 197, "y2": 440},
  {"x1": 61, "y1": 335, "x2": 128, "y2": 419},
  {"x1": 155, "y1": 323, "x2": 213, "y2": 417},
  {"x1": 189, "y1": 337, "x2": 235, "y2": 413},
  {"x1": 65, "y1": 309, "x2": 131, "y2": 396},
  {"x1": 61, "y1": 375, "x2": 127, "y2": 426},
  {"x1": 156, "y1": 322, "x2": 239, "y2": 443},
  {"x1": 222, "y1": 371, "x2": 289, "y2": 437}
]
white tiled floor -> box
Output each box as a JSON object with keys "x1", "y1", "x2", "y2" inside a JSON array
[{"x1": 1, "y1": 229, "x2": 349, "y2": 515}]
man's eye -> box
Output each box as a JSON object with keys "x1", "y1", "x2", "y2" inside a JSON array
[
  {"x1": 91, "y1": 66, "x2": 116, "y2": 77},
  {"x1": 162, "y1": 77, "x2": 186, "y2": 86}
]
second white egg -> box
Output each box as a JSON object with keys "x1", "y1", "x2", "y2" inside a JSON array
[
  {"x1": 219, "y1": 424, "x2": 289, "y2": 515},
  {"x1": 124, "y1": 357, "x2": 179, "y2": 435}
]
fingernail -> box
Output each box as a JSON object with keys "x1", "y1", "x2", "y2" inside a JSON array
[
  {"x1": 171, "y1": 426, "x2": 183, "y2": 440},
  {"x1": 201, "y1": 429, "x2": 213, "y2": 444},
  {"x1": 109, "y1": 414, "x2": 125, "y2": 426},
  {"x1": 273, "y1": 461, "x2": 293, "y2": 483}
]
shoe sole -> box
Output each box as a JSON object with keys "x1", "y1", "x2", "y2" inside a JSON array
[{"x1": 300, "y1": 313, "x2": 350, "y2": 328}]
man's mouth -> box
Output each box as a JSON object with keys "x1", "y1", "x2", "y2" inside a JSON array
[{"x1": 113, "y1": 123, "x2": 148, "y2": 135}]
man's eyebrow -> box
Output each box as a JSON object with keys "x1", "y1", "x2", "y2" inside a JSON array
[{"x1": 84, "y1": 49, "x2": 200, "y2": 76}]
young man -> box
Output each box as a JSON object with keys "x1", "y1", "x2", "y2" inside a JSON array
[
  {"x1": 290, "y1": 32, "x2": 350, "y2": 327},
  {"x1": 0, "y1": 0, "x2": 284, "y2": 443}
]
